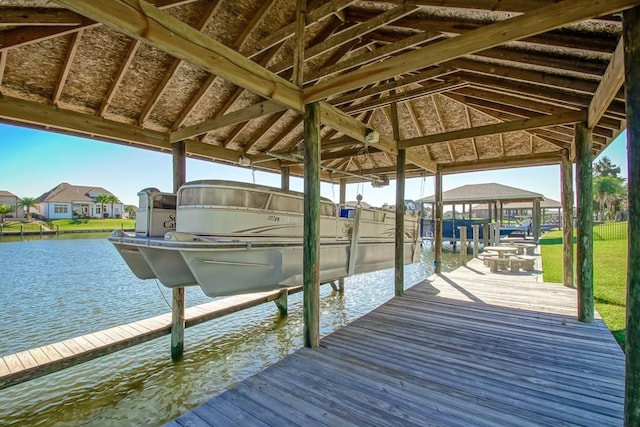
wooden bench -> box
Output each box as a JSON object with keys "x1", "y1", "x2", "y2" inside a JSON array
[
  {"x1": 487, "y1": 256, "x2": 535, "y2": 273},
  {"x1": 514, "y1": 244, "x2": 536, "y2": 255},
  {"x1": 517, "y1": 255, "x2": 536, "y2": 271}
]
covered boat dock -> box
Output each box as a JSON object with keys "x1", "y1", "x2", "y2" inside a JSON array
[{"x1": 1, "y1": 0, "x2": 640, "y2": 424}]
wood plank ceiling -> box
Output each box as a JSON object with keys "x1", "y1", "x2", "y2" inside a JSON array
[{"x1": 0, "y1": 0, "x2": 635, "y2": 185}]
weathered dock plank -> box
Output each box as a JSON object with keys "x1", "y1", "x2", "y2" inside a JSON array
[
  {"x1": 0, "y1": 286, "x2": 302, "y2": 390},
  {"x1": 171, "y1": 258, "x2": 625, "y2": 426}
]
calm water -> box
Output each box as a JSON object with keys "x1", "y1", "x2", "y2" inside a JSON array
[{"x1": 0, "y1": 235, "x2": 463, "y2": 426}]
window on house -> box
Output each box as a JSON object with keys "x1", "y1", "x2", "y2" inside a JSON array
[
  {"x1": 96, "y1": 206, "x2": 101, "y2": 214},
  {"x1": 54, "y1": 204, "x2": 68, "y2": 214}
]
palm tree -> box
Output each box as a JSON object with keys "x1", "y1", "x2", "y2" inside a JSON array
[
  {"x1": 593, "y1": 176, "x2": 624, "y2": 220},
  {"x1": 0, "y1": 205, "x2": 12, "y2": 223},
  {"x1": 94, "y1": 194, "x2": 110, "y2": 219},
  {"x1": 18, "y1": 197, "x2": 39, "y2": 221},
  {"x1": 106, "y1": 194, "x2": 119, "y2": 218}
]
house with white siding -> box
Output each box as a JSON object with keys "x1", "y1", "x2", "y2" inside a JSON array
[
  {"x1": 37, "y1": 183, "x2": 124, "y2": 220},
  {"x1": 0, "y1": 190, "x2": 24, "y2": 219}
]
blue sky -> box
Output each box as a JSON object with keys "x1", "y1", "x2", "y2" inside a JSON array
[{"x1": 0, "y1": 123, "x2": 629, "y2": 207}]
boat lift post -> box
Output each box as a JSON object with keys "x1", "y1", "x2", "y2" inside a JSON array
[
  {"x1": 171, "y1": 140, "x2": 186, "y2": 361},
  {"x1": 392, "y1": 102, "x2": 405, "y2": 297},
  {"x1": 337, "y1": 178, "x2": 347, "y2": 293}
]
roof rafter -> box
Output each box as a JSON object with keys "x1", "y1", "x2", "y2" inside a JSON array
[
  {"x1": 588, "y1": 38, "x2": 626, "y2": 128},
  {"x1": 52, "y1": 29, "x2": 83, "y2": 106},
  {"x1": 57, "y1": 0, "x2": 303, "y2": 112},
  {"x1": 304, "y1": 0, "x2": 639, "y2": 102},
  {"x1": 137, "y1": 0, "x2": 225, "y2": 126}
]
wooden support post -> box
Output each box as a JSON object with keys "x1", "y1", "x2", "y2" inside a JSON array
[
  {"x1": 303, "y1": 102, "x2": 320, "y2": 348},
  {"x1": 575, "y1": 122, "x2": 594, "y2": 323},
  {"x1": 392, "y1": 102, "x2": 405, "y2": 297},
  {"x1": 274, "y1": 289, "x2": 288, "y2": 317},
  {"x1": 472, "y1": 224, "x2": 479, "y2": 258},
  {"x1": 459, "y1": 226, "x2": 467, "y2": 266},
  {"x1": 499, "y1": 202, "x2": 504, "y2": 226},
  {"x1": 561, "y1": 148, "x2": 575, "y2": 288},
  {"x1": 483, "y1": 223, "x2": 489, "y2": 246},
  {"x1": 338, "y1": 178, "x2": 346, "y2": 293},
  {"x1": 281, "y1": 165, "x2": 290, "y2": 191},
  {"x1": 533, "y1": 199, "x2": 541, "y2": 241},
  {"x1": 488, "y1": 203, "x2": 492, "y2": 222},
  {"x1": 494, "y1": 221, "x2": 500, "y2": 245},
  {"x1": 434, "y1": 167, "x2": 443, "y2": 274},
  {"x1": 171, "y1": 140, "x2": 186, "y2": 361},
  {"x1": 624, "y1": 7, "x2": 640, "y2": 425}
]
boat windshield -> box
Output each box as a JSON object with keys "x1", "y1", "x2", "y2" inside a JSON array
[{"x1": 179, "y1": 187, "x2": 269, "y2": 209}]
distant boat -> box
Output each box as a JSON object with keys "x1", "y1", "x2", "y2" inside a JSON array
[{"x1": 109, "y1": 180, "x2": 421, "y2": 297}]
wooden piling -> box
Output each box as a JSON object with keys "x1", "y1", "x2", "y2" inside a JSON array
[
  {"x1": 392, "y1": 102, "x2": 405, "y2": 297},
  {"x1": 624, "y1": 6, "x2": 640, "y2": 425},
  {"x1": 533, "y1": 199, "x2": 541, "y2": 241},
  {"x1": 281, "y1": 165, "x2": 290, "y2": 191},
  {"x1": 575, "y1": 122, "x2": 594, "y2": 323},
  {"x1": 472, "y1": 224, "x2": 479, "y2": 258},
  {"x1": 561, "y1": 148, "x2": 575, "y2": 288},
  {"x1": 338, "y1": 179, "x2": 346, "y2": 293},
  {"x1": 434, "y1": 167, "x2": 443, "y2": 274},
  {"x1": 274, "y1": 289, "x2": 288, "y2": 317},
  {"x1": 303, "y1": 102, "x2": 320, "y2": 348},
  {"x1": 459, "y1": 226, "x2": 467, "y2": 266},
  {"x1": 483, "y1": 223, "x2": 489, "y2": 246},
  {"x1": 171, "y1": 141, "x2": 186, "y2": 360}
]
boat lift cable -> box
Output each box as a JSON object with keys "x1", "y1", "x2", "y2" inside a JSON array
[{"x1": 259, "y1": 151, "x2": 386, "y2": 185}]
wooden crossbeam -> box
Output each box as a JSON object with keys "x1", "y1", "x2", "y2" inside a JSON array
[
  {"x1": 399, "y1": 110, "x2": 588, "y2": 149},
  {"x1": 0, "y1": 7, "x2": 85, "y2": 26},
  {"x1": 0, "y1": 1, "x2": 194, "y2": 52},
  {"x1": 57, "y1": 0, "x2": 303, "y2": 112},
  {"x1": 170, "y1": 100, "x2": 287, "y2": 143},
  {"x1": 588, "y1": 38, "x2": 626, "y2": 128},
  {"x1": 304, "y1": 0, "x2": 640, "y2": 102},
  {"x1": 0, "y1": 96, "x2": 245, "y2": 164}
]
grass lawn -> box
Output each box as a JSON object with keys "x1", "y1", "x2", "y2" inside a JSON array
[
  {"x1": 50, "y1": 218, "x2": 136, "y2": 230},
  {"x1": 540, "y1": 230, "x2": 627, "y2": 346},
  {"x1": 0, "y1": 221, "x2": 43, "y2": 231}
]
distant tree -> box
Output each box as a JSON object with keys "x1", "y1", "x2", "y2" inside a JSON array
[
  {"x1": 594, "y1": 156, "x2": 622, "y2": 179},
  {"x1": 593, "y1": 176, "x2": 624, "y2": 220},
  {"x1": 18, "y1": 197, "x2": 39, "y2": 221},
  {"x1": 105, "y1": 194, "x2": 119, "y2": 218},
  {"x1": 94, "y1": 194, "x2": 110, "y2": 219},
  {"x1": 124, "y1": 204, "x2": 137, "y2": 218},
  {"x1": 0, "y1": 205, "x2": 12, "y2": 222}
]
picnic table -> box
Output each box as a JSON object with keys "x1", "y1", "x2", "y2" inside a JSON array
[{"x1": 481, "y1": 246, "x2": 532, "y2": 273}]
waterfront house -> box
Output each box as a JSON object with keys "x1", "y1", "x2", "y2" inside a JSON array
[
  {"x1": 0, "y1": 190, "x2": 24, "y2": 219},
  {"x1": 37, "y1": 183, "x2": 123, "y2": 220}
]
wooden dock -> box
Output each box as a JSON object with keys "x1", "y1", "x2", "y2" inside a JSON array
[
  {"x1": 0, "y1": 286, "x2": 300, "y2": 390},
  {"x1": 169, "y1": 258, "x2": 625, "y2": 426}
]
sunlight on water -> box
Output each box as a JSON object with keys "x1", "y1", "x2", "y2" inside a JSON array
[{"x1": 0, "y1": 236, "x2": 463, "y2": 426}]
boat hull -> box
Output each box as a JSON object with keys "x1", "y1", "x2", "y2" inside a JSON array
[{"x1": 110, "y1": 234, "x2": 420, "y2": 297}]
